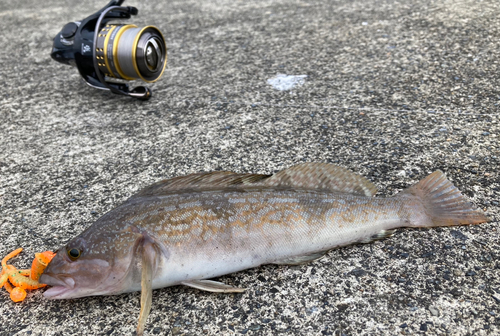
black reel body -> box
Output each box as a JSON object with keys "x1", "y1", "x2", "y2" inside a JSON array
[{"x1": 51, "y1": 0, "x2": 167, "y2": 100}]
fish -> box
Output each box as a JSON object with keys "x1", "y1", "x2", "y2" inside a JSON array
[{"x1": 40, "y1": 163, "x2": 490, "y2": 335}]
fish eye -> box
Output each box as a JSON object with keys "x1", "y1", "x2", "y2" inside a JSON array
[{"x1": 67, "y1": 248, "x2": 81, "y2": 261}]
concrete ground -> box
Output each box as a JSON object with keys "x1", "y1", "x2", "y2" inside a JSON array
[{"x1": 0, "y1": 0, "x2": 499, "y2": 335}]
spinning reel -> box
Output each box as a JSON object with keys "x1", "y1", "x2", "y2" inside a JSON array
[{"x1": 51, "y1": 0, "x2": 167, "y2": 100}]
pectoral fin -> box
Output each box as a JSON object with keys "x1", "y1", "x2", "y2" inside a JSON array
[
  {"x1": 136, "y1": 242, "x2": 157, "y2": 336},
  {"x1": 272, "y1": 251, "x2": 328, "y2": 265},
  {"x1": 181, "y1": 280, "x2": 246, "y2": 293}
]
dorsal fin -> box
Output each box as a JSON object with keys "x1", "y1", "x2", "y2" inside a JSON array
[
  {"x1": 255, "y1": 163, "x2": 377, "y2": 196},
  {"x1": 133, "y1": 171, "x2": 271, "y2": 197},
  {"x1": 133, "y1": 163, "x2": 377, "y2": 197}
]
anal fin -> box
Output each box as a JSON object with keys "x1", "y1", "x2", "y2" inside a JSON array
[
  {"x1": 358, "y1": 229, "x2": 396, "y2": 244},
  {"x1": 272, "y1": 251, "x2": 328, "y2": 265},
  {"x1": 181, "y1": 280, "x2": 246, "y2": 293}
]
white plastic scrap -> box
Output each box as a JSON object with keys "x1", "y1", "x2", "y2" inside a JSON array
[{"x1": 267, "y1": 74, "x2": 307, "y2": 91}]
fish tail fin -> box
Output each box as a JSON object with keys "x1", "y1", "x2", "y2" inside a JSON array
[{"x1": 403, "y1": 170, "x2": 490, "y2": 227}]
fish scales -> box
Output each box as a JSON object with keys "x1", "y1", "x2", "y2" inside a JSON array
[
  {"x1": 63, "y1": 189, "x2": 416, "y2": 290},
  {"x1": 40, "y1": 163, "x2": 490, "y2": 336}
]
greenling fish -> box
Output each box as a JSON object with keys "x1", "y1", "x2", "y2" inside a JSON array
[{"x1": 40, "y1": 163, "x2": 490, "y2": 335}]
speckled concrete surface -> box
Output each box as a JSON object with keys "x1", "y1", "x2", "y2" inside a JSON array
[{"x1": 0, "y1": 0, "x2": 499, "y2": 335}]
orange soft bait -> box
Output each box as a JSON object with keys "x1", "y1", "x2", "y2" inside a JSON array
[
  {"x1": 31, "y1": 251, "x2": 56, "y2": 281},
  {"x1": 0, "y1": 248, "x2": 55, "y2": 302}
]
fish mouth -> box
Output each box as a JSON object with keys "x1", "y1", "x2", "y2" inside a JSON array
[{"x1": 39, "y1": 273, "x2": 76, "y2": 299}]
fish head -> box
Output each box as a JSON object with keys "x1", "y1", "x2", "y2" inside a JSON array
[{"x1": 40, "y1": 230, "x2": 142, "y2": 299}]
